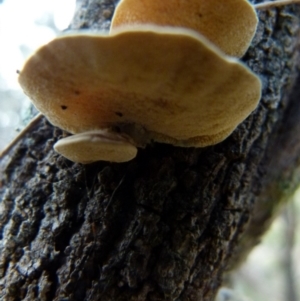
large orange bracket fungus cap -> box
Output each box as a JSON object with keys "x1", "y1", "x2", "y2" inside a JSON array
[{"x1": 111, "y1": 0, "x2": 258, "y2": 57}]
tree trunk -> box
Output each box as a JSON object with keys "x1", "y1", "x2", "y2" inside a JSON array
[{"x1": 1, "y1": 1, "x2": 300, "y2": 300}]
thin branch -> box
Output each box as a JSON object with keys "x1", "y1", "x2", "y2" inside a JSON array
[
  {"x1": 255, "y1": 0, "x2": 300, "y2": 10},
  {"x1": 0, "y1": 113, "x2": 43, "y2": 158}
]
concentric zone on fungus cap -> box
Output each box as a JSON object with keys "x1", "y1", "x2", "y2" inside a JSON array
[
  {"x1": 19, "y1": 26, "x2": 261, "y2": 148},
  {"x1": 111, "y1": 0, "x2": 258, "y2": 57}
]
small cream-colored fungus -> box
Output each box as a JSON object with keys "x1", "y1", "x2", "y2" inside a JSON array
[
  {"x1": 54, "y1": 130, "x2": 137, "y2": 164},
  {"x1": 18, "y1": 26, "x2": 261, "y2": 163},
  {"x1": 111, "y1": 0, "x2": 258, "y2": 57}
]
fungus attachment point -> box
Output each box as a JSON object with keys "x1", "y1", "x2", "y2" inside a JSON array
[
  {"x1": 54, "y1": 130, "x2": 137, "y2": 164},
  {"x1": 111, "y1": 0, "x2": 258, "y2": 57}
]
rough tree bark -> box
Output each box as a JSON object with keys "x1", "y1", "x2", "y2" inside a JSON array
[{"x1": 1, "y1": 1, "x2": 300, "y2": 300}]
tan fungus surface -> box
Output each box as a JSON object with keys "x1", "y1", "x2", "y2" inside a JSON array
[
  {"x1": 19, "y1": 26, "x2": 261, "y2": 147},
  {"x1": 111, "y1": 0, "x2": 258, "y2": 57}
]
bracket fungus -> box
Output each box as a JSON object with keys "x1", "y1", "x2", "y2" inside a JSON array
[
  {"x1": 112, "y1": 0, "x2": 300, "y2": 57},
  {"x1": 17, "y1": 0, "x2": 300, "y2": 164},
  {"x1": 18, "y1": 27, "x2": 261, "y2": 163},
  {"x1": 111, "y1": 0, "x2": 258, "y2": 57},
  {"x1": 54, "y1": 130, "x2": 137, "y2": 164}
]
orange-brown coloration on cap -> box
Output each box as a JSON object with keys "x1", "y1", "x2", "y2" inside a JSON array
[
  {"x1": 54, "y1": 130, "x2": 137, "y2": 163},
  {"x1": 111, "y1": 0, "x2": 258, "y2": 57},
  {"x1": 18, "y1": 26, "x2": 261, "y2": 150}
]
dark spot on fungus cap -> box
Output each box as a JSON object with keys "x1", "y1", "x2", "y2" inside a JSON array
[
  {"x1": 61, "y1": 105, "x2": 68, "y2": 110},
  {"x1": 115, "y1": 112, "x2": 123, "y2": 117}
]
